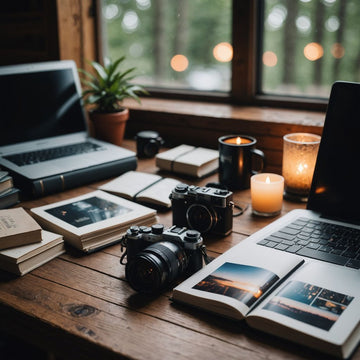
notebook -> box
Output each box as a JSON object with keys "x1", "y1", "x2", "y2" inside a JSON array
[
  {"x1": 241, "y1": 81, "x2": 360, "y2": 269},
  {"x1": 0, "y1": 60, "x2": 136, "y2": 195}
]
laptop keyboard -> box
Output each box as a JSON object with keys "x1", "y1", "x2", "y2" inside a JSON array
[
  {"x1": 257, "y1": 217, "x2": 360, "y2": 269},
  {"x1": 4, "y1": 142, "x2": 105, "y2": 166}
]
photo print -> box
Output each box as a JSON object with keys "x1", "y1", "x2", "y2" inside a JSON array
[
  {"x1": 263, "y1": 280, "x2": 354, "y2": 331},
  {"x1": 193, "y1": 262, "x2": 279, "y2": 307},
  {"x1": 45, "y1": 196, "x2": 132, "y2": 227}
]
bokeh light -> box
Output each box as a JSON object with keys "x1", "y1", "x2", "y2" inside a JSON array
[
  {"x1": 170, "y1": 55, "x2": 189, "y2": 72},
  {"x1": 213, "y1": 42, "x2": 233, "y2": 62},
  {"x1": 304, "y1": 42, "x2": 324, "y2": 61},
  {"x1": 331, "y1": 43, "x2": 345, "y2": 59},
  {"x1": 263, "y1": 51, "x2": 278, "y2": 67}
]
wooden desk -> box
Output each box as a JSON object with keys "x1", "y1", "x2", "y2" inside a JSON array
[{"x1": 0, "y1": 140, "x2": 357, "y2": 360}]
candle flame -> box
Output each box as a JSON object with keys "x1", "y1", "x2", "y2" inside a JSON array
[
  {"x1": 236, "y1": 137, "x2": 241, "y2": 145},
  {"x1": 297, "y1": 163, "x2": 308, "y2": 173},
  {"x1": 265, "y1": 176, "x2": 271, "y2": 184}
]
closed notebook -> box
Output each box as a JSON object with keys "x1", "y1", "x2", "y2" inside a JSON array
[
  {"x1": 0, "y1": 207, "x2": 42, "y2": 250},
  {"x1": 155, "y1": 145, "x2": 218, "y2": 178},
  {"x1": 0, "y1": 230, "x2": 65, "y2": 276}
]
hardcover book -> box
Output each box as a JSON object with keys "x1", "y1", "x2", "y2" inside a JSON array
[
  {"x1": 0, "y1": 207, "x2": 42, "y2": 250},
  {"x1": 155, "y1": 145, "x2": 218, "y2": 178},
  {"x1": 99, "y1": 171, "x2": 181, "y2": 209},
  {"x1": 172, "y1": 243, "x2": 360, "y2": 359},
  {"x1": 0, "y1": 230, "x2": 65, "y2": 276},
  {"x1": 30, "y1": 190, "x2": 158, "y2": 253}
]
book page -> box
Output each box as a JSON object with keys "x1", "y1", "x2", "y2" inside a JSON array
[
  {"x1": 172, "y1": 243, "x2": 304, "y2": 320},
  {"x1": 136, "y1": 177, "x2": 181, "y2": 208},
  {"x1": 99, "y1": 171, "x2": 162, "y2": 199},
  {"x1": 247, "y1": 262, "x2": 360, "y2": 356},
  {"x1": 174, "y1": 147, "x2": 218, "y2": 167}
]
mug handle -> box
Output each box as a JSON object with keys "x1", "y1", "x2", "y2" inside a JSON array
[{"x1": 250, "y1": 148, "x2": 266, "y2": 174}]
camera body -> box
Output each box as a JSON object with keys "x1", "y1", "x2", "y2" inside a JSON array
[
  {"x1": 121, "y1": 224, "x2": 204, "y2": 293},
  {"x1": 170, "y1": 184, "x2": 233, "y2": 236},
  {"x1": 135, "y1": 130, "x2": 164, "y2": 158}
]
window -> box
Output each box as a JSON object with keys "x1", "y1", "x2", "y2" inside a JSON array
[{"x1": 99, "y1": 0, "x2": 360, "y2": 108}]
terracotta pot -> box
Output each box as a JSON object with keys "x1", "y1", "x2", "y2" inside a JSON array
[{"x1": 89, "y1": 108, "x2": 129, "y2": 146}]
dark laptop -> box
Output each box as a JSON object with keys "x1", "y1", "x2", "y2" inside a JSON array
[{"x1": 0, "y1": 60, "x2": 136, "y2": 196}]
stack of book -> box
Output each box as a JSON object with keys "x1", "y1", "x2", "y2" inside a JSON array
[
  {"x1": 0, "y1": 207, "x2": 65, "y2": 275},
  {"x1": 0, "y1": 169, "x2": 20, "y2": 209},
  {"x1": 30, "y1": 190, "x2": 158, "y2": 253}
]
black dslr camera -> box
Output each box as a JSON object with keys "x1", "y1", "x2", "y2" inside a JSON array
[
  {"x1": 170, "y1": 184, "x2": 233, "y2": 236},
  {"x1": 120, "y1": 224, "x2": 206, "y2": 293}
]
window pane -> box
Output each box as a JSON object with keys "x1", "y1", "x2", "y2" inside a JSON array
[
  {"x1": 260, "y1": 0, "x2": 360, "y2": 98},
  {"x1": 101, "y1": 0, "x2": 232, "y2": 92}
]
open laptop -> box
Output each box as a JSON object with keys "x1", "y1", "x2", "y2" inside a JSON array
[
  {"x1": 0, "y1": 60, "x2": 136, "y2": 195},
  {"x1": 241, "y1": 81, "x2": 360, "y2": 270}
]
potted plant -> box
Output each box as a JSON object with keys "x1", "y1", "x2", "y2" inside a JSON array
[{"x1": 79, "y1": 56, "x2": 148, "y2": 146}]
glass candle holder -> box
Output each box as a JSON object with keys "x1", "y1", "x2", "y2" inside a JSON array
[{"x1": 282, "y1": 133, "x2": 321, "y2": 202}]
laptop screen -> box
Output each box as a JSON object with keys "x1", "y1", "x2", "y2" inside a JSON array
[
  {"x1": 307, "y1": 81, "x2": 360, "y2": 224},
  {"x1": 0, "y1": 62, "x2": 86, "y2": 146}
]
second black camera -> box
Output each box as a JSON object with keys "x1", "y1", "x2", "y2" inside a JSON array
[{"x1": 170, "y1": 184, "x2": 233, "y2": 236}]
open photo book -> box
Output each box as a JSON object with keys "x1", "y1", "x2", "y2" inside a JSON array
[
  {"x1": 30, "y1": 190, "x2": 157, "y2": 253},
  {"x1": 172, "y1": 243, "x2": 360, "y2": 359}
]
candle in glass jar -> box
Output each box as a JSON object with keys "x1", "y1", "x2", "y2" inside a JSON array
[
  {"x1": 282, "y1": 133, "x2": 321, "y2": 202},
  {"x1": 251, "y1": 173, "x2": 284, "y2": 216}
]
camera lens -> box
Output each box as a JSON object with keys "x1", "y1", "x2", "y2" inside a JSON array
[
  {"x1": 125, "y1": 241, "x2": 188, "y2": 293},
  {"x1": 186, "y1": 204, "x2": 217, "y2": 233}
]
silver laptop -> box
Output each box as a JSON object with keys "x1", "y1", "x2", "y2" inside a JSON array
[
  {"x1": 0, "y1": 60, "x2": 135, "y2": 183},
  {"x1": 242, "y1": 81, "x2": 360, "y2": 270}
]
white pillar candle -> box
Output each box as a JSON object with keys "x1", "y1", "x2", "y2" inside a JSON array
[{"x1": 251, "y1": 173, "x2": 284, "y2": 216}]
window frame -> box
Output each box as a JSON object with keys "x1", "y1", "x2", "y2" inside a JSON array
[{"x1": 96, "y1": 0, "x2": 328, "y2": 111}]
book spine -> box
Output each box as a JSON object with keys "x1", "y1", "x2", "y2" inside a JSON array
[{"x1": 26, "y1": 157, "x2": 137, "y2": 197}]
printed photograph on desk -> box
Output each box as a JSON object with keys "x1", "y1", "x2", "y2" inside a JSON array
[
  {"x1": 193, "y1": 262, "x2": 279, "y2": 308},
  {"x1": 45, "y1": 196, "x2": 131, "y2": 228},
  {"x1": 263, "y1": 280, "x2": 354, "y2": 331}
]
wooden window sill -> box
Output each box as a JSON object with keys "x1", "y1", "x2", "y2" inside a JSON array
[{"x1": 123, "y1": 98, "x2": 325, "y2": 173}]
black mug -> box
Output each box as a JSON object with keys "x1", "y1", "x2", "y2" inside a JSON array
[
  {"x1": 218, "y1": 135, "x2": 265, "y2": 190},
  {"x1": 135, "y1": 130, "x2": 164, "y2": 158}
]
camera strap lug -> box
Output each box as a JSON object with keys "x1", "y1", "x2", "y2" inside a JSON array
[
  {"x1": 120, "y1": 235, "x2": 127, "y2": 265},
  {"x1": 231, "y1": 200, "x2": 248, "y2": 217},
  {"x1": 201, "y1": 244, "x2": 213, "y2": 265}
]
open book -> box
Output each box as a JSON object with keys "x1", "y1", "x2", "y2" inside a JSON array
[
  {"x1": 155, "y1": 145, "x2": 218, "y2": 178},
  {"x1": 172, "y1": 244, "x2": 360, "y2": 359},
  {"x1": 30, "y1": 190, "x2": 158, "y2": 253},
  {"x1": 99, "y1": 171, "x2": 181, "y2": 209}
]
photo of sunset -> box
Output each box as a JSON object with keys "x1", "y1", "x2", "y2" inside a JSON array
[
  {"x1": 263, "y1": 280, "x2": 354, "y2": 331},
  {"x1": 193, "y1": 262, "x2": 279, "y2": 307}
]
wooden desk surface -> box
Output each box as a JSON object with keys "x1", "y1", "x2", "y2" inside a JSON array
[{"x1": 0, "y1": 140, "x2": 357, "y2": 360}]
